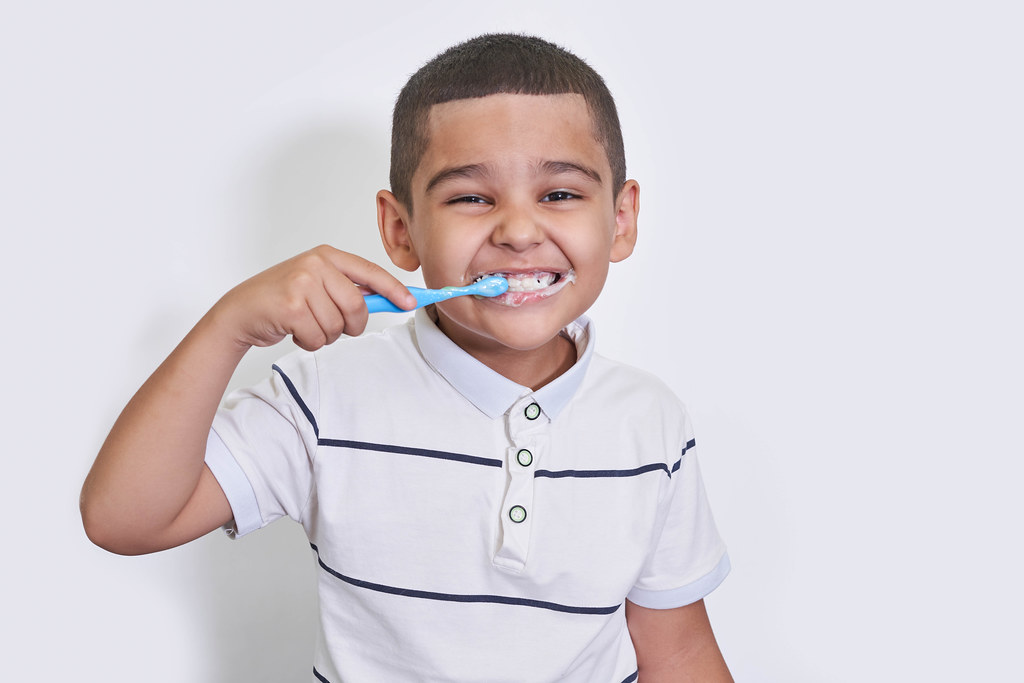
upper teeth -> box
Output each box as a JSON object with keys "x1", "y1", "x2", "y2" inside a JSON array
[
  {"x1": 506, "y1": 273, "x2": 557, "y2": 292},
  {"x1": 474, "y1": 270, "x2": 576, "y2": 300}
]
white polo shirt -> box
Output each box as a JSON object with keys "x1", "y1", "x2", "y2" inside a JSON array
[{"x1": 205, "y1": 309, "x2": 729, "y2": 683}]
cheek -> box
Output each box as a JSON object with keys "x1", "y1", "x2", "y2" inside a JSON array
[
  {"x1": 560, "y1": 232, "x2": 615, "y2": 271},
  {"x1": 416, "y1": 241, "x2": 480, "y2": 286}
]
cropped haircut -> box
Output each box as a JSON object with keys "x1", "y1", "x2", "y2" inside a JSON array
[{"x1": 389, "y1": 34, "x2": 626, "y2": 210}]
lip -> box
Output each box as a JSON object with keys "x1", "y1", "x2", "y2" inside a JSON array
[{"x1": 472, "y1": 268, "x2": 576, "y2": 307}]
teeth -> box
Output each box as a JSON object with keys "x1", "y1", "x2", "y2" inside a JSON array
[
  {"x1": 474, "y1": 269, "x2": 575, "y2": 306},
  {"x1": 506, "y1": 273, "x2": 557, "y2": 292},
  {"x1": 476, "y1": 271, "x2": 565, "y2": 291}
]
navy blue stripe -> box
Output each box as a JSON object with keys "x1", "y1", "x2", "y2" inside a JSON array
[
  {"x1": 318, "y1": 438, "x2": 503, "y2": 468},
  {"x1": 272, "y1": 364, "x2": 319, "y2": 438},
  {"x1": 311, "y1": 543, "x2": 620, "y2": 615},
  {"x1": 535, "y1": 438, "x2": 696, "y2": 480},
  {"x1": 535, "y1": 462, "x2": 671, "y2": 479},
  {"x1": 309, "y1": 659, "x2": 630, "y2": 683}
]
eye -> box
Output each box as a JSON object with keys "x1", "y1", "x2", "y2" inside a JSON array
[
  {"x1": 541, "y1": 190, "x2": 579, "y2": 202},
  {"x1": 447, "y1": 195, "x2": 490, "y2": 205}
]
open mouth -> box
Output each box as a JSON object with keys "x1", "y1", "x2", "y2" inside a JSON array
[{"x1": 475, "y1": 269, "x2": 576, "y2": 307}]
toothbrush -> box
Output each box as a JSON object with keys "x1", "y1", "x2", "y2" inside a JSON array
[{"x1": 364, "y1": 276, "x2": 509, "y2": 313}]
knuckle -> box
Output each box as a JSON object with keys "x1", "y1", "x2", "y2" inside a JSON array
[
  {"x1": 294, "y1": 330, "x2": 327, "y2": 352},
  {"x1": 280, "y1": 294, "x2": 307, "y2": 318},
  {"x1": 307, "y1": 245, "x2": 335, "y2": 266},
  {"x1": 286, "y1": 268, "x2": 317, "y2": 289},
  {"x1": 322, "y1": 321, "x2": 344, "y2": 344}
]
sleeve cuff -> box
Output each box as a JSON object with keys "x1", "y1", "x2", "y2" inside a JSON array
[
  {"x1": 204, "y1": 428, "x2": 263, "y2": 538},
  {"x1": 627, "y1": 553, "x2": 731, "y2": 609}
]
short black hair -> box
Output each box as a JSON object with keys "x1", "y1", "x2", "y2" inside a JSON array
[{"x1": 389, "y1": 33, "x2": 626, "y2": 209}]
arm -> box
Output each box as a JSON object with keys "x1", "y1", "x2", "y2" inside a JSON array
[
  {"x1": 625, "y1": 599, "x2": 733, "y2": 682},
  {"x1": 80, "y1": 245, "x2": 416, "y2": 555}
]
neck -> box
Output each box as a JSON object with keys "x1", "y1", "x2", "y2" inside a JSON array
[
  {"x1": 481, "y1": 334, "x2": 577, "y2": 390},
  {"x1": 433, "y1": 311, "x2": 577, "y2": 390}
]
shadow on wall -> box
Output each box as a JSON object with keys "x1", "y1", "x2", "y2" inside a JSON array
[
  {"x1": 240, "y1": 117, "x2": 395, "y2": 276},
  {"x1": 231, "y1": 116, "x2": 410, "y2": 389},
  {"x1": 176, "y1": 119, "x2": 400, "y2": 682}
]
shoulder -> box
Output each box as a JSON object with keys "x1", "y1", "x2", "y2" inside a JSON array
[
  {"x1": 566, "y1": 316, "x2": 690, "y2": 424},
  {"x1": 260, "y1": 319, "x2": 420, "y2": 419},
  {"x1": 568, "y1": 352, "x2": 694, "y2": 455},
  {"x1": 586, "y1": 352, "x2": 689, "y2": 414}
]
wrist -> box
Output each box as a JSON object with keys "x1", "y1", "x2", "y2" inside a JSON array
[{"x1": 194, "y1": 303, "x2": 255, "y2": 361}]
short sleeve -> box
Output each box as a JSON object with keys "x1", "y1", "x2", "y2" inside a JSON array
[
  {"x1": 627, "y1": 439, "x2": 730, "y2": 609},
  {"x1": 205, "y1": 351, "x2": 320, "y2": 537}
]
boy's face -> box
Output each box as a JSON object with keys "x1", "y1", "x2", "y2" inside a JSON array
[{"x1": 378, "y1": 93, "x2": 638, "y2": 360}]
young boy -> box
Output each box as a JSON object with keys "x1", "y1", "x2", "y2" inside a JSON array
[{"x1": 82, "y1": 34, "x2": 732, "y2": 682}]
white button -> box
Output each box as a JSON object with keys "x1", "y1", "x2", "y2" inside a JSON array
[
  {"x1": 516, "y1": 449, "x2": 533, "y2": 467},
  {"x1": 509, "y1": 505, "x2": 527, "y2": 523},
  {"x1": 524, "y1": 403, "x2": 541, "y2": 420}
]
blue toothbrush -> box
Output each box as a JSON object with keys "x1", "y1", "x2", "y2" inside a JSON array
[{"x1": 364, "y1": 276, "x2": 509, "y2": 313}]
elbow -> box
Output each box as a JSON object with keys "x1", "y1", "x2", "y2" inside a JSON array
[
  {"x1": 80, "y1": 504, "x2": 128, "y2": 556},
  {"x1": 81, "y1": 518, "x2": 153, "y2": 557},
  {"x1": 81, "y1": 523, "x2": 130, "y2": 556},
  {"x1": 79, "y1": 489, "x2": 152, "y2": 556}
]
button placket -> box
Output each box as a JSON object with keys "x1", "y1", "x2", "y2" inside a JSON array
[{"x1": 493, "y1": 396, "x2": 548, "y2": 573}]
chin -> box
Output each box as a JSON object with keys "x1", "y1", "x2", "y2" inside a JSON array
[{"x1": 484, "y1": 307, "x2": 586, "y2": 349}]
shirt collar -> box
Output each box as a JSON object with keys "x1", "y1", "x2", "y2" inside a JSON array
[{"x1": 412, "y1": 307, "x2": 595, "y2": 421}]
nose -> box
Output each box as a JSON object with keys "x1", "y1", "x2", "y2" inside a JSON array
[{"x1": 490, "y1": 205, "x2": 544, "y2": 252}]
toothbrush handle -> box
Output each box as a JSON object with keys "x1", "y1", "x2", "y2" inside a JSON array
[{"x1": 364, "y1": 287, "x2": 441, "y2": 313}]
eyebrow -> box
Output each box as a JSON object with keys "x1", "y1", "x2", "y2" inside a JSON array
[
  {"x1": 538, "y1": 160, "x2": 603, "y2": 185},
  {"x1": 423, "y1": 159, "x2": 604, "y2": 196},
  {"x1": 424, "y1": 164, "x2": 490, "y2": 194}
]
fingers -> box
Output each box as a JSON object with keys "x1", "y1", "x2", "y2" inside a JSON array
[
  {"x1": 311, "y1": 268, "x2": 365, "y2": 343},
  {"x1": 217, "y1": 245, "x2": 417, "y2": 352},
  {"x1": 315, "y1": 246, "x2": 418, "y2": 311},
  {"x1": 282, "y1": 245, "x2": 414, "y2": 351}
]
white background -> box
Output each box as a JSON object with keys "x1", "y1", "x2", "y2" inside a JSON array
[{"x1": 3, "y1": 1, "x2": 1021, "y2": 681}]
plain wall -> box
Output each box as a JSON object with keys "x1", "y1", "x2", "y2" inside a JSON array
[{"x1": 2, "y1": 1, "x2": 1021, "y2": 680}]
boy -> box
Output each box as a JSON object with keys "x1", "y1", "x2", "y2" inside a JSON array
[{"x1": 82, "y1": 34, "x2": 732, "y2": 682}]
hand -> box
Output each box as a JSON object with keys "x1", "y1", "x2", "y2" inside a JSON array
[{"x1": 212, "y1": 245, "x2": 417, "y2": 351}]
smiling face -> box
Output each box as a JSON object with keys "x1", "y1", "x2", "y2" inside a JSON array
[{"x1": 378, "y1": 93, "x2": 638, "y2": 380}]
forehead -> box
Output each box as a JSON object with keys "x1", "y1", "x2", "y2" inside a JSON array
[{"x1": 415, "y1": 93, "x2": 607, "y2": 183}]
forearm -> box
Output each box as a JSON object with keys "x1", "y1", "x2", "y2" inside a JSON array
[
  {"x1": 82, "y1": 246, "x2": 416, "y2": 554},
  {"x1": 81, "y1": 307, "x2": 248, "y2": 552},
  {"x1": 626, "y1": 599, "x2": 733, "y2": 683},
  {"x1": 635, "y1": 639, "x2": 733, "y2": 683}
]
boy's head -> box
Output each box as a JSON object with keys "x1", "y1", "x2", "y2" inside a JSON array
[
  {"x1": 377, "y1": 34, "x2": 639, "y2": 372},
  {"x1": 389, "y1": 33, "x2": 626, "y2": 210}
]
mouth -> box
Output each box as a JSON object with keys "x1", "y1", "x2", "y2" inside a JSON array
[{"x1": 474, "y1": 269, "x2": 576, "y2": 307}]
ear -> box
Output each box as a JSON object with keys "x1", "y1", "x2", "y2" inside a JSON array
[
  {"x1": 376, "y1": 190, "x2": 421, "y2": 272},
  {"x1": 609, "y1": 179, "x2": 639, "y2": 263}
]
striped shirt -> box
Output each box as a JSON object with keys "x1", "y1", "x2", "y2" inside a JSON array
[{"x1": 206, "y1": 309, "x2": 729, "y2": 682}]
